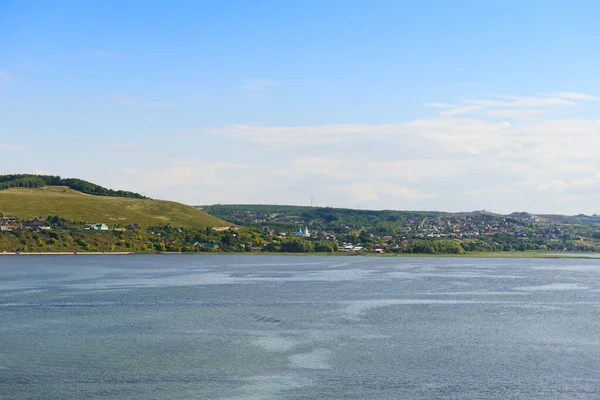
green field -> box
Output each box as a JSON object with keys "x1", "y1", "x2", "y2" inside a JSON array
[{"x1": 0, "y1": 186, "x2": 229, "y2": 228}]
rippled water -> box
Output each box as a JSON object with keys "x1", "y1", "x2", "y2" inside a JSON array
[{"x1": 2, "y1": 255, "x2": 600, "y2": 399}]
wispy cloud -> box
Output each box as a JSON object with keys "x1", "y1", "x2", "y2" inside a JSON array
[
  {"x1": 238, "y1": 79, "x2": 281, "y2": 92},
  {"x1": 436, "y1": 92, "x2": 596, "y2": 118},
  {"x1": 549, "y1": 92, "x2": 599, "y2": 101},
  {"x1": 439, "y1": 105, "x2": 482, "y2": 116},
  {"x1": 0, "y1": 70, "x2": 10, "y2": 82},
  {"x1": 0, "y1": 144, "x2": 26, "y2": 151},
  {"x1": 424, "y1": 102, "x2": 456, "y2": 109},
  {"x1": 496, "y1": 95, "x2": 576, "y2": 108},
  {"x1": 112, "y1": 97, "x2": 176, "y2": 108},
  {"x1": 484, "y1": 109, "x2": 547, "y2": 118}
]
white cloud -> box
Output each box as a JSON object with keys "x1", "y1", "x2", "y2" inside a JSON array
[
  {"x1": 202, "y1": 111, "x2": 600, "y2": 212},
  {"x1": 238, "y1": 79, "x2": 281, "y2": 92},
  {"x1": 103, "y1": 90, "x2": 600, "y2": 214},
  {"x1": 210, "y1": 118, "x2": 517, "y2": 159}
]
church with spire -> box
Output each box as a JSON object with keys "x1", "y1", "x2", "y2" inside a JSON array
[{"x1": 295, "y1": 225, "x2": 310, "y2": 238}]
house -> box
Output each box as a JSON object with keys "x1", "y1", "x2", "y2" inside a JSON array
[
  {"x1": 89, "y1": 223, "x2": 109, "y2": 231},
  {"x1": 23, "y1": 218, "x2": 46, "y2": 228},
  {"x1": 1, "y1": 217, "x2": 17, "y2": 226},
  {"x1": 340, "y1": 244, "x2": 366, "y2": 252}
]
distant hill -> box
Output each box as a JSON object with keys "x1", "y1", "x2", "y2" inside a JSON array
[
  {"x1": 0, "y1": 186, "x2": 229, "y2": 228},
  {"x1": 0, "y1": 174, "x2": 147, "y2": 199}
]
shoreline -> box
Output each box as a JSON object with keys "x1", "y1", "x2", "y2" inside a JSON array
[
  {"x1": 0, "y1": 251, "x2": 598, "y2": 259},
  {"x1": 0, "y1": 251, "x2": 134, "y2": 255}
]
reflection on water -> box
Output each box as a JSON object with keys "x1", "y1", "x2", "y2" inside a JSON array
[{"x1": 2, "y1": 255, "x2": 600, "y2": 399}]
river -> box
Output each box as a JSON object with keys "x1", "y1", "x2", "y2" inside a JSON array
[{"x1": 2, "y1": 255, "x2": 600, "y2": 399}]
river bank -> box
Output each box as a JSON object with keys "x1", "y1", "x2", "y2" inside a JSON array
[{"x1": 1, "y1": 250, "x2": 598, "y2": 259}]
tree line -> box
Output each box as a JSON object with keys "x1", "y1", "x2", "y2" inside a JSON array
[{"x1": 0, "y1": 174, "x2": 147, "y2": 199}]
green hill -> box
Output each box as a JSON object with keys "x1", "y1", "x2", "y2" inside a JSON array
[{"x1": 0, "y1": 186, "x2": 229, "y2": 228}]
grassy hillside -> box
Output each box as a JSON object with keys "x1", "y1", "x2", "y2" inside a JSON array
[{"x1": 0, "y1": 186, "x2": 229, "y2": 228}]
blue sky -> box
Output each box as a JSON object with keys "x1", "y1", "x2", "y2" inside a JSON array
[{"x1": 2, "y1": 0, "x2": 600, "y2": 214}]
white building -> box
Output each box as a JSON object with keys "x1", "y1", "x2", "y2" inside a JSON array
[
  {"x1": 89, "y1": 223, "x2": 109, "y2": 231},
  {"x1": 295, "y1": 226, "x2": 310, "y2": 238}
]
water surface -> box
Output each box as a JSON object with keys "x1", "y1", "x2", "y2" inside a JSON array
[{"x1": 2, "y1": 255, "x2": 600, "y2": 399}]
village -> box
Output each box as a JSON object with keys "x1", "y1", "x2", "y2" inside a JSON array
[
  {"x1": 203, "y1": 205, "x2": 596, "y2": 253},
  {"x1": 0, "y1": 216, "x2": 115, "y2": 232},
  {"x1": 1, "y1": 208, "x2": 597, "y2": 254}
]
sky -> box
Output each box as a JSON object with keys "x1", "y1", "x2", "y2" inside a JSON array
[{"x1": 2, "y1": 0, "x2": 600, "y2": 214}]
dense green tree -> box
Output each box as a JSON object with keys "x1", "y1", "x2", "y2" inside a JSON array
[
  {"x1": 280, "y1": 238, "x2": 314, "y2": 253},
  {"x1": 314, "y1": 240, "x2": 336, "y2": 252}
]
